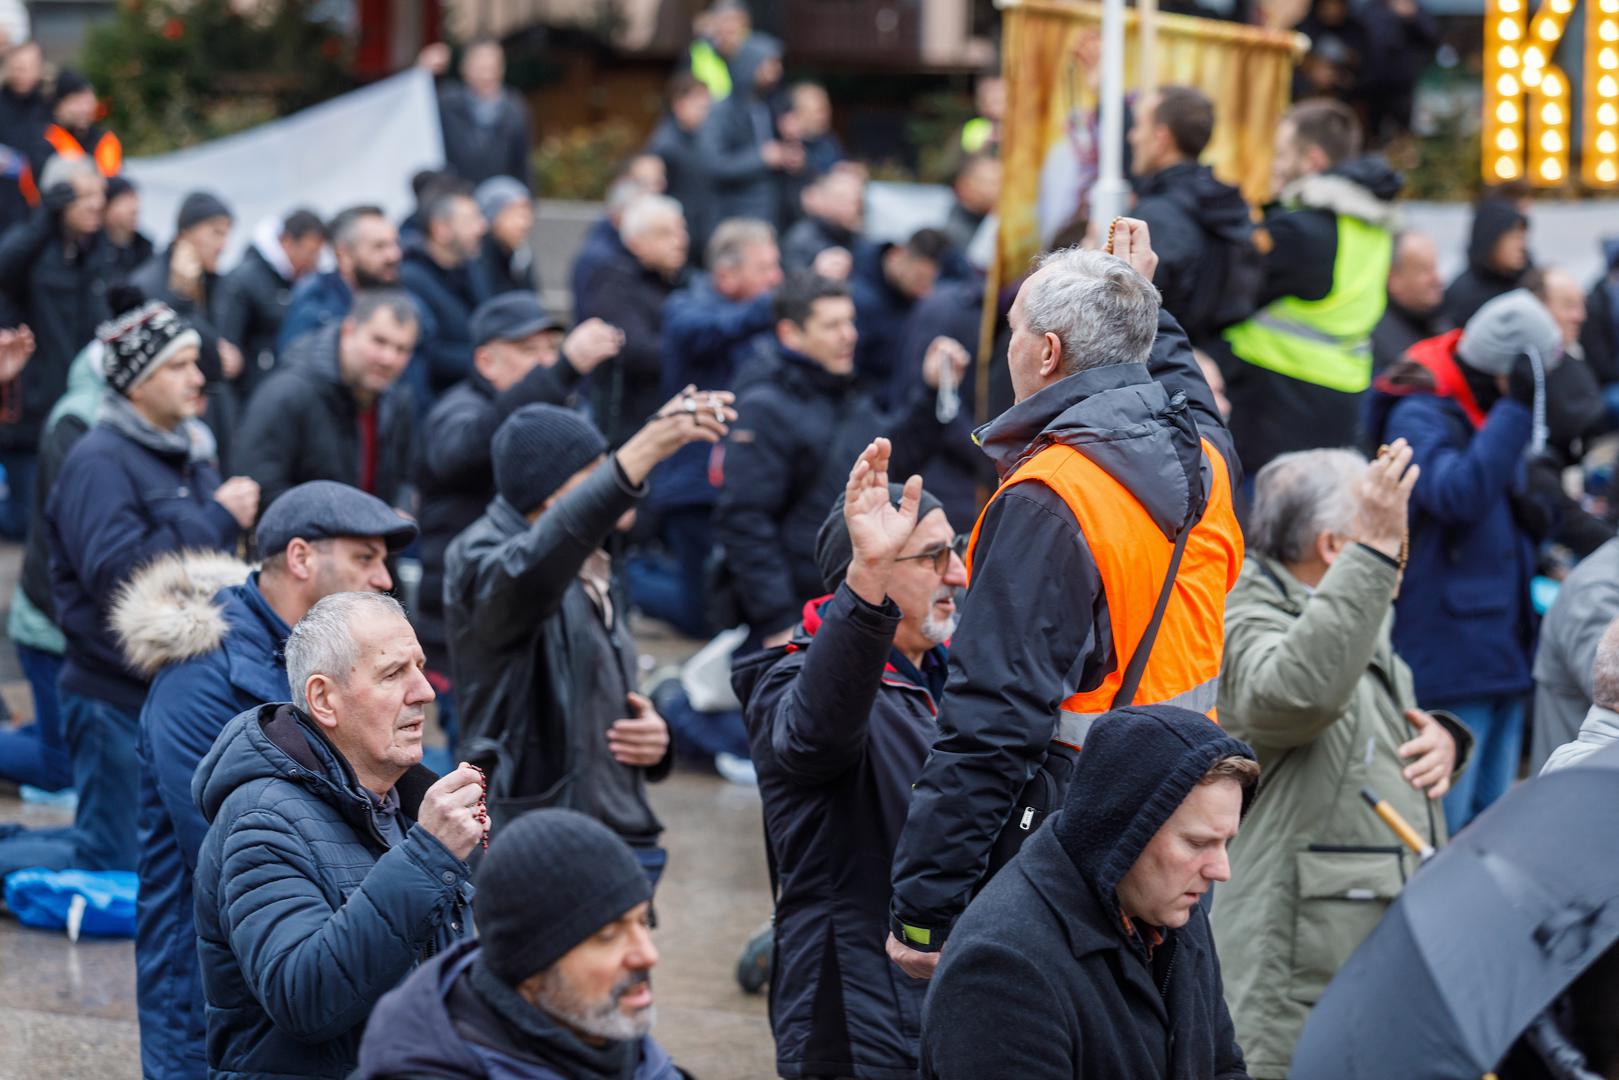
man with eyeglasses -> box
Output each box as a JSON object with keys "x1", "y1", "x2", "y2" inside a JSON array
[{"x1": 731, "y1": 438, "x2": 967, "y2": 1080}]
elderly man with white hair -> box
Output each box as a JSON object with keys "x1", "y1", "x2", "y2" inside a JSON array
[
  {"x1": 1543, "y1": 615, "x2": 1619, "y2": 773},
  {"x1": 1211, "y1": 440, "x2": 1469, "y2": 1078},
  {"x1": 886, "y1": 220, "x2": 1243, "y2": 978},
  {"x1": 577, "y1": 193, "x2": 691, "y2": 447},
  {"x1": 191, "y1": 592, "x2": 484, "y2": 1079}
]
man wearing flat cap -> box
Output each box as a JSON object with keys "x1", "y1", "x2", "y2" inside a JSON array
[
  {"x1": 445, "y1": 393, "x2": 732, "y2": 884},
  {"x1": 119, "y1": 479, "x2": 416, "y2": 1080},
  {"x1": 731, "y1": 437, "x2": 967, "y2": 1080},
  {"x1": 0, "y1": 301, "x2": 259, "y2": 881},
  {"x1": 416, "y1": 292, "x2": 622, "y2": 712},
  {"x1": 358, "y1": 808, "x2": 682, "y2": 1079}
]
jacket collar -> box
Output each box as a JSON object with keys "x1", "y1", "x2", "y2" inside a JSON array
[
  {"x1": 975, "y1": 362, "x2": 1156, "y2": 476},
  {"x1": 486, "y1": 495, "x2": 530, "y2": 537},
  {"x1": 223, "y1": 576, "x2": 295, "y2": 704},
  {"x1": 778, "y1": 347, "x2": 859, "y2": 396},
  {"x1": 791, "y1": 593, "x2": 946, "y2": 708}
]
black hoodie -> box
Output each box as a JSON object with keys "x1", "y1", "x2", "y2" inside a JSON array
[
  {"x1": 920, "y1": 705, "x2": 1255, "y2": 1080},
  {"x1": 1442, "y1": 198, "x2": 1529, "y2": 327},
  {"x1": 1132, "y1": 161, "x2": 1255, "y2": 345}
]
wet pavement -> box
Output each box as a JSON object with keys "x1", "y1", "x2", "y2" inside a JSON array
[{"x1": 0, "y1": 542, "x2": 778, "y2": 1079}]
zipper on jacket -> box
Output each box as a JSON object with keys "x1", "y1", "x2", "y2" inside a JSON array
[{"x1": 1157, "y1": 935, "x2": 1178, "y2": 1001}]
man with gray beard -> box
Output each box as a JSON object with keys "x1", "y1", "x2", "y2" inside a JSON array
[
  {"x1": 357, "y1": 808, "x2": 680, "y2": 1079},
  {"x1": 728, "y1": 438, "x2": 967, "y2": 1080}
]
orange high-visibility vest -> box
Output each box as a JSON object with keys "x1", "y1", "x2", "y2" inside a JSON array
[
  {"x1": 965, "y1": 437, "x2": 1243, "y2": 748},
  {"x1": 19, "y1": 125, "x2": 123, "y2": 206}
]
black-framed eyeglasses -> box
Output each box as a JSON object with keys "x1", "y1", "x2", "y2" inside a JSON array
[{"x1": 895, "y1": 534, "x2": 968, "y2": 575}]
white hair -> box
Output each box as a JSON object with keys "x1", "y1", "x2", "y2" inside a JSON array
[
  {"x1": 619, "y1": 194, "x2": 684, "y2": 242},
  {"x1": 284, "y1": 592, "x2": 406, "y2": 709},
  {"x1": 1248, "y1": 448, "x2": 1367, "y2": 564},
  {"x1": 1023, "y1": 247, "x2": 1161, "y2": 373},
  {"x1": 706, "y1": 218, "x2": 776, "y2": 270},
  {"x1": 38, "y1": 154, "x2": 98, "y2": 193},
  {"x1": 604, "y1": 178, "x2": 647, "y2": 216}
]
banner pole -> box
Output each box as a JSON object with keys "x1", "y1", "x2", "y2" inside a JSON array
[{"x1": 1092, "y1": 0, "x2": 1131, "y2": 228}]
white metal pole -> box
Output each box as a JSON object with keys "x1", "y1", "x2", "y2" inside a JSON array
[{"x1": 1092, "y1": 0, "x2": 1132, "y2": 231}]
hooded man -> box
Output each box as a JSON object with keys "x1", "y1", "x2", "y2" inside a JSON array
[
  {"x1": 1220, "y1": 98, "x2": 1404, "y2": 478},
  {"x1": 1442, "y1": 196, "x2": 1530, "y2": 327},
  {"x1": 885, "y1": 224, "x2": 1243, "y2": 979},
  {"x1": 0, "y1": 302, "x2": 259, "y2": 879},
  {"x1": 1127, "y1": 85, "x2": 1257, "y2": 349},
  {"x1": 1369, "y1": 288, "x2": 1564, "y2": 830},
  {"x1": 732, "y1": 442, "x2": 966, "y2": 1080},
  {"x1": 357, "y1": 809, "x2": 680, "y2": 1080},
  {"x1": 119, "y1": 481, "x2": 417, "y2": 1080},
  {"x1": 698, "y1": 33, "x2": 800, "y2": 229},
  {"x1": 473, "y1": 175, "x2": 535, "y2": 296},
  {"x1": 919, "y1": 706, "x2": 1258, "y2": 1079}
]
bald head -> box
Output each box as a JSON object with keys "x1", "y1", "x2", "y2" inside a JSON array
[
  {"x1": 1528, "y1": 265, "x2": 1587, "y2": 347},
  {"x1": 1387, "y1": 232, "x2": 1442, "y2": 317}
]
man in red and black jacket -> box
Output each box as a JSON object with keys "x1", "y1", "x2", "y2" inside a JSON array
[{"x1": 731, "y1": 438, "x2": 967, "y2": 1080}]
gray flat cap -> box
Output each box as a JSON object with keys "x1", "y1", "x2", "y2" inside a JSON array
[{"x1": 255, "y1": 480, "x2": 418, "y2": 556}]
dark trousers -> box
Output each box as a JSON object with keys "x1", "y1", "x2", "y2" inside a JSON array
[
  {"x1": 625, "y1": 507, "x2": 714, "y2": 639},
  {"x1": 0, "y1": 688, "x2": 141, "y2": 877},
  {"x1": 0, "y1": 448, "x2": 36, "y2": 541},
  {"x1": 0, "y1": 644, "x2": 71, "y2": 790}
]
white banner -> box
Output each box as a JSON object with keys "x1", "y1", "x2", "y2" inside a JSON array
[{"x1": 123, "y1": 69, "x2": 445, "y2": 264}]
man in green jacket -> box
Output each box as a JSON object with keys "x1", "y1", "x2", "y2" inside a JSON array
[{"x1": 1212, "y1": 439, "x2": 1471, "y2": 1078}]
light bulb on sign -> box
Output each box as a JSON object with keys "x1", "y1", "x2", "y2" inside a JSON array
[
  {"x1": 1498, "y1": 100, "x2": 1521, "y2": 123},
  {"x1": 1542, "y1": 129, "x2": 1564, "y2": 151},
  {"x1": 1602, "y1": 74, "x2": 1619, "y2": 96},
  {"x1": 1600, "y1": 161, "x2": 1619, "y2": 183},
  {"x1": 1499, "y1": 129, "x2": 1521, "y2": 150},
  {"x1": 1501, "y1": 19, "x2": 1522, "y2": 39},
  {"x1": 1541, "y1": 157, "x2": 1563, "y2": 180},
  {"x1": 1543, "y1": 102, "x2": 1565, "y2": 123},
  {"x1": 1602, "y1": 47, "x2": 1619, "y2": 69},
  {"x1": 1601, "y1": 103, "x2": 1619, "y2": 125},
  {"x1": 1600, "y1": 131, "x2": 1619, "y2": 153},
  {"x1": 1496, "y1": 155, "x2": 1521, "y2": 178},
  {"x1": 1603, "y1": 19, "x2": 1619, "y2": 39},
  {"x1": 1500, "y1": 45, "x2": 1521, "y2": 66}
]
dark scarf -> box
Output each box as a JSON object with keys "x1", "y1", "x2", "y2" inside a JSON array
[{"x1": 468, "y1": 956, "x2": 640, "y2": 1080}]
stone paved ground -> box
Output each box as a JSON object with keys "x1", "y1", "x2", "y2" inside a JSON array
[{"x1": 0, "y1": 541, "x2": 777, "y2": 1079}]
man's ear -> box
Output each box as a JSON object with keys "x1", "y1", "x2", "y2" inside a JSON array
[
  {"x1": 303, "y1": 674, "x2": 339, "y2": 731},
  {"x1": 1041, "y1": 331, "x2": 1064, "y2": 380}
]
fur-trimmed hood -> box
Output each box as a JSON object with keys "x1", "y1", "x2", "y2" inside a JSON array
[
  {"x1": 112, "y1": 550, "x2": 253, "y2": 677},
  {"x1": 1279, "y1": 156, "x2": 1404, "y2": 231}
]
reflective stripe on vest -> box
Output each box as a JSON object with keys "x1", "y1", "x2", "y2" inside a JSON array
[
  {"x1": 965, "y1": 437, "x2": 1245, "y2": 749},
  {"x1": 1222, "y1": 214, "x2": 1394, "y2": 395},
  {"x1": 689, "y1": 40, "x2": 732, "y2": 101}
]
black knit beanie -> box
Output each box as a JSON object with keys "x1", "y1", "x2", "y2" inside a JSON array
[
  {"x1": 492, "y1": 404, "x2": 608, "y2": 514},
  {"x1": 815, "y1": 482, "x2": 946, "y2": 592},
  {"x1": 474, "y1": 809, "x2": 652, "y2": 985},
  {"x1": 176, "y1": 190, "x2": 232, "y2": 232},
  {"x1": 98, "y1": 301, "x2": 201, "y2": 396}
]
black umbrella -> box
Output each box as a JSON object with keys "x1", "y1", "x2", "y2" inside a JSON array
[{"x1": 1290, "y1": 743, "x2": 1619, "y2": 1079}]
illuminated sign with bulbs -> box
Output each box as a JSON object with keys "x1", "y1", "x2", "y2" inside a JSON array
[{"x1": 1485, "y1": 0, "x2": 1619, "y2": 186}]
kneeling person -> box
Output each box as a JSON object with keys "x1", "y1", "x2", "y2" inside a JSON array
[
  {"x1": 732, "y1": 437, "x2": 965, "y2": 1079},
  {"x1": 920, "y1": 706, "x2": 1257, "y2": 1080},
  {"x1": 445, "y1": 393, "x2": 735, "y2": 880},
  {"x1": 192, "y1": 593, "x2": 484, "y2": 1078},
  {"x1": 358, "y1": 808, "x2": 680, "y2": 1079}
]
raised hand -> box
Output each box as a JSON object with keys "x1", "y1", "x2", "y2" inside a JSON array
[
  {"x1": 921, "y1": 336, "x2": 970, "y2": 390},
  {"x1": 0, "y1": 324, "x2": 34, "y2": 383},
  {"x1": 615, "y1": 385, "x2": 738, "y2": 486},
  {"x1": 1353, "y1": 437, "x2": 1420, "y2": 560},
  {"x1": 1108, "y1": 217, "x2": 1159, "y2": 283},
  {"x1": 416, "y1": 762, "x2": 485, "y2": 860},
  {"x1": 843, "y1": 437, "x2": 922, "y2": 605},
  {"x1": 563, "y1": 317, "x2": 625, "y2": 376}
]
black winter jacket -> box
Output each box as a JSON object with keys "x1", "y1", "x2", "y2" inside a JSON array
[
  {"x1": 1371, "y1": 298, "x2": 1449, "y2": 373},
  {"x1": 414, "y1": 361, "x2": 582, "y2": 670},
  {"x1": 436, "y1": 84, "x2": 532, "y2": 188},
  {"x1": 216, "y1": 243, "x2": 296, "y2": 397},
  {"x1": 475, "y1": 234, "x2": 534, "y2": 298},
  {"x1": 235, "y1": 322, "x2": 416, "y2": 512},
  {"x1": 576, "y1": 248, "x2": 681, "y2": 448},
  {"x1": 0, "y1": 211, "x2": 114, "y2": 449},
  {"x1": 647, "y1": 116, "x2": 717, "y2": 253},
  {"x1": 697, "y1": 37, "x2": 787, "y2": 228},
  {"x1": 1441, "y1": 198, "x2": 1528, "y2": 327},
  {"x1": 919, "y1": 706, "x2": 1253, "y2": 1080},
  {"x1": 713, "y1": 348, "x2": 945, "y2": 638},
  {"x1": 193, "y1": 704, "x2": 473, "y2": 1079},
  {"x1": 444, "y1": 465, "x2": 672, "y2": 846},
  {"x1": 733, "y1": 586, "x2": 945, "y2": 1080},
  {"x1": 400, "y1": 242, "x2": 491, "y2": 399},
  {"x1": 1131, "y1": 162, "x2": 1255, "y2": 346},
  {"x1": 888, "y1": 310, "x2": 1235, "y2": 950}
]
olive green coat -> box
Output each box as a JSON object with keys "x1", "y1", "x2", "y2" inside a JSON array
[{"x1": 1211, "y1": 545, "x2": 1472, "y2": 1079}]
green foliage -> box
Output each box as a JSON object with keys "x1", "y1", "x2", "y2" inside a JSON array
[
  {"x1": 82, "y1": 0, "x2": 352, "y2": 156},
  {"x1": 531, "y1": 120, "x2": 644, "y2": 200},
  {"x1": 906, "y1": 88, "x2": 976, "y2": 184},
  {"x1": 1401, "y1": 104, "x2": 1484, "y2": 202}
]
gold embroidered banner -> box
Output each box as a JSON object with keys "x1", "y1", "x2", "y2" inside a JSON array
[{"x1": 993, "y1": 0, "x2": 1307, "y2": 282}]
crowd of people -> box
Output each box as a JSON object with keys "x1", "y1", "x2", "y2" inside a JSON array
[{"x1": 0, "y1": 1, "x2": 1614, "y2": 1077}]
